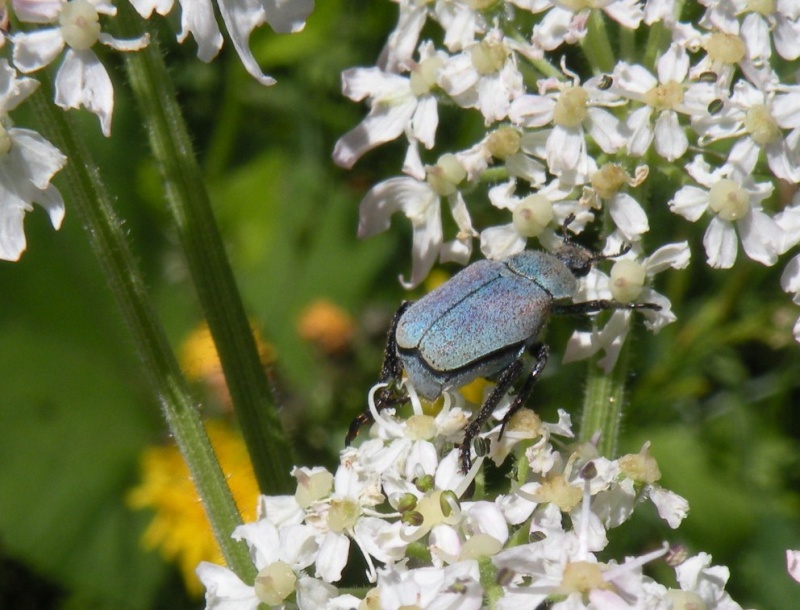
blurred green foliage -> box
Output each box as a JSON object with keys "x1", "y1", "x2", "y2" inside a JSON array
[{"x1": 1, "y1": 1, "x2": 799, "y2": 608}]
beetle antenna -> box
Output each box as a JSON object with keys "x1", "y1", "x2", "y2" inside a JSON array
[{"x1": 590, "y1": 242, "x2": 631, "y2": 264}]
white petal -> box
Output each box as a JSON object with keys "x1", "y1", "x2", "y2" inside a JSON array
[
  {"x1": 562, "y1": 329, "x2": 601, "y2": 364},
  {"x1": 295, "y1": 577, "x2": 339, "y2": 610},
  {"x1": 774, "y1": 16, "x2": 800, "y2": 61},
  {"x1": 54, "y1": 49, "x2": 114, "y2": 136},
  {"x1": 0, "y1": 200, "x2": 27, "y2": 261},
  {"x1": 703, "y1": 217, "x2": 737, "y2": 268},
  {"x1": 508, "y1": 94, "x2": 554, "y2": 128},
  {"x1": 644, "y1": 241, "x2": 691, "y2": 274},
  {"x1": 738, "y1": 209, "x2": 783, "y2": 266},
  {"x1": 216, "y1": 0, "x2": 276, "y2": 85},
  {"x1": 315, "y1": 532, "x2": 350, "y2": 583},
  {"x1": 340, "y1": 67, "x2": 408, "y2": 102},
  {"x1": 10, "y1": 128, "x2": 67, "y2": 190},
  {"x1": 585, "y1": 107, "x2": 623, "y2": 153},
  {"x1": 129, "y1": 0, "x2": 175, "y2": 18},
  {"x1": 547, "y1": 125, "x2": 585, "y2": 174},
  {"x1": 263, "y1": 0, "x2": 314, "y2": 34},
  {"x1": 648, "y1": 487, "x2": 689, "y2": 529},
  {"x1": 727, "y1": 137, "x2": 759, "y2": 175},
  {"x1": 232, "y1": 520, "x2": 280, "y2": 568},
  {"x1": 195, "y1": 562, "x2": 259, "y2": 610},
  {"x1": 740, "y1": 13, "x2": 771, "y2": 62},
  {"x1": 169, "y1": 0, "x2": 223, "y2": 61},
  {"x1": 668, "y1": 185, "x2": 708, "y2": 222},
  {"x1": 13, "y1": 0, "x2": 62, "y2": 22},
  {"x1": 781, "y1": 254, "x2": 800, "y2": 295},
  {"x1": 98, "y1": 32, "x2": 150, "y2": 52},
  {"x1": 624, "y1": 106, "x2": 654, "y2": 157},
  {"x1": 480, "y1": 224, "x2": 525, "y2": 260},
  {"x1": 506, "y1": 152, "x2": 546, "y2": 185},
  {"x1": 654, "y1": 110, "x2": 688, "y2": 161},
  {"x1": 34, "y1": 183, "x2": 65, "y2": 230},
  {"x1": 332, "y1": 96, "x2": 416, "y2": 168},
  {"x1": 410, "y1": 94, "x2": 438, "y2": 149},
  {"x1": 787, "y1": 550, "x2": 800, "y2": 583},
  {"x1": 11, "y1": 29, "x2": 65, "y2": 73},
  {"x1": 608, "y1": 192, "x2": 649, "y2": 240},
  {"x1": 765, "y1": 138, "x2": 800, "y2": 183},
  {"x1": 437, "y1": 53, "x2": 478, "y2": 98},
  {"x1": 0, "y1": 59, "x2": 39, "y2": 112},
  {"x1": 377, "y1": 5, "x2": 426, "y2": 72},
  {"x1": 613, "y1": 62, "x2": 657, "y2": 97},
  {"x1": 657, "y1": 44, "x2": 688, "y2": 84},
  {"x1": 357, "y1": 177, "x2": 437, "y2": 239},
  {"x1": 603, "y1": 0, "x2": 643, "y2": 28}
]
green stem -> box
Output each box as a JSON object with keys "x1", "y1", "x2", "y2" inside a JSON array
[
  {"x1": 28, "y1": 87, "x2": 254, "y2": 581},
  {"x1": 113, "y1": 4, "x2": 295, "y2": 494},
  {"x1": 581, "y1": 11, "x2": 616, "y2": 75},
  {"x1": 578, "y1": 338, "x2": 630, "y2": 458}
]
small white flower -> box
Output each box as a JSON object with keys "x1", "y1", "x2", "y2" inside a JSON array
[
  {"x1": 563, "y1": 240, "x2": 689, "y2": 371},
  {"x1": 611, "y1": 44, "x2": 715, "y2": 161},
  {"x1": 672, "y1": 553, "x2": 745, "y2": 609},
  {"x1": 510, "y1": 71, "x2": 626, "y2": 175},
  {"x1": 582, "y1": 163, "x2": 651, "y2": 242},
  {"x1": 11, "y1": 0, "x2": 149, "y2": 136},
  {"x1": 333, "y1": 41, "x2": 444, "y2": 170},
  {"x1": 376, "y1": 560, "x2": 483, "y2": 610},
  {"x1": 358, "y1": 155, "x2": 476, "y2": 288},
  {"x1": 479, "y1": 179, "x2": 588, "y2": 260},
  {"x1": 196, "y1": 516, "x2": 319, "y2": 610},
  {"x1": 669, "y1": 155, "x2": 784, "y2": 268},
  {"x1": 438, "y1": 29, "x2": 524, "y2": 124},
  {"x1": 0, "y1": 59, "x2": 66, "y2": 261}
]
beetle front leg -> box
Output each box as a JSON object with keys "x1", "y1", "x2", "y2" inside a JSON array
[
  {"x1": 552, "y1": 299, "x2": 660, "y2": 317},
  {"x1": 346, "y1": 301, "x2": 413, "y2": 446},
  {"x1": 459, "y1": 357, "x2": 525, "y2": 473}
]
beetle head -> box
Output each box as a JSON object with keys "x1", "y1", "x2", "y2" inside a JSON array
[{"x1": 554, "y1": 214, "x2": 631, "y2": 277}]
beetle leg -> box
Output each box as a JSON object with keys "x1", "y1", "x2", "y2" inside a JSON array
[
  {"x1": 346, "y1": 301, "x2": 413, "y2": 446},
  {"x1": 459, "y1": 357, "x2": 525, "y2": 473},
  {"x1": 553, "y1": 299, "x2": 661, "y2": 316},
  {"x1": 498, "y1": 343, "x2": 549, "y2": 439}
]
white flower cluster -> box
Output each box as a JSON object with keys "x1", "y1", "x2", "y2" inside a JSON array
[
  {"x1": 197, "y1": 384, "x2": 747, "y2": 609},
  {"x1": 0, "y1": 0, "x2": 314, "y2": 261},
  {"x1": 335, "y1": 0, "x2": 800, "y2": 355}
]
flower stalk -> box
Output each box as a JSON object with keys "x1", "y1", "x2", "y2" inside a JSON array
[
  {"x1": 112, "y1": 3, "x2": 295, "y2": 495},
  {"x1": 27, "y1": 82, "x2": 255, "y2": 582}
]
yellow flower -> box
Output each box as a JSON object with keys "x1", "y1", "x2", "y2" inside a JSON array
[
  {"x1": 179, "y1": 321, "x2": 274, "y2": 409},
  {"x1": 297, "y1": 298, "x2": 355, "y2": 355},
  {"x1": 127, "y1": 421, "x2": 259, "y2": 597}
]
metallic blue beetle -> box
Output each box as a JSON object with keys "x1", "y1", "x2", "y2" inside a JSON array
[{"x1": 347, "y1": 221, "x2": 658, "y2": 471}]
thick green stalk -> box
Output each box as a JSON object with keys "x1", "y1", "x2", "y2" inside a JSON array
[
  {"x1": 113, "y1": 3, "x2": 295, "y2": 494},
  {"x1": 578, "y1": 339, "x2": 630, "y2": 458},
  {"x1": 28, "y1": 87, "x2": 255, "y2": 581},
  {"x1": 581, "y1": 11, "x2": 616, "y2": 74}
]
